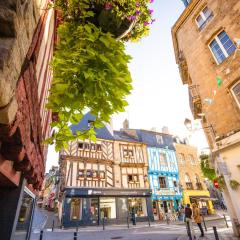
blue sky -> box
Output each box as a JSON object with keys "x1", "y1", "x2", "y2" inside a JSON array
[{"x1": 46, "y1": 0, "x2": 208, "y2": 172}]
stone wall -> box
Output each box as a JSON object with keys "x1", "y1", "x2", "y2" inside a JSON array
[
  {"x1": 172, "y1": 0, "x2": 240, "y2": 142},
  {"x1": 0, "y1": 0, "x2": 45, "y2": 123},
  {"x1": 0, "y1": 0, "x2": 54, "y2": 189},
  {"x1": 175, "y1": 143, "x2": 206, "y2": 190}
]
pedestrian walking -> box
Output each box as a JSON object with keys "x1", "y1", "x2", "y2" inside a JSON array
[
  {"x1": 185, "y1": 204, "x2": 196, "y2": 239},
  {"x1": 192, "y1": 203, "x2": 205, "y2": 237}
]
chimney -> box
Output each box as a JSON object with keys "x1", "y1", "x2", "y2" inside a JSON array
[
  {"x1": 123, "y1": 119, "x2": 129, "y2": 129},
  {"x1": 162, "y1": 126, "x2": 169, "y2": 134}
]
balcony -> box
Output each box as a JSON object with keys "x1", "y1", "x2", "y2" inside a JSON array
[
  {"x1": 186, "y1": 182, "x2": 194, "y2": 190},
  {"x1": 196, "y1": 182, "x2": 203, "y2": 190},
  {"x1": 189, "y1": 85, "x2": 203, "y2": 119},
  {"x1": 178, "y1": 51, "x2": 192, "y2": 85},
  {"x1": 128, "y1": 181, "x2": 140, "y2": 188}
]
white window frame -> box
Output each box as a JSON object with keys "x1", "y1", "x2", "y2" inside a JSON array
[
  {"x1": 231, "y1": 81, "x2": 240, "y2": 109},
  {"x1": 209, "y1": 31, "x2": 235, "y2": 65},
  {"x1": 195, "y1": 6, "x2": 213, "y2": 30}
]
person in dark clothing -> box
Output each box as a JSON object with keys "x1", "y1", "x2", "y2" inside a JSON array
[{"x1": 185, "y1": 204, "x2": 196, "y2": 238}]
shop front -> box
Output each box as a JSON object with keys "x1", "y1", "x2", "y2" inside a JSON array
[
  {"x1": 152, "y1": 189, "x2": 182, "y2": 220},
  {"x1": 13, "y1": 187, "x2": 36, "y2": 240},
  {"x1": 61, "y1": 188, "x2": 153, "y2": 227},
  {"x1": 183, "y1": 190, "x2": 214, "y2": 215}
]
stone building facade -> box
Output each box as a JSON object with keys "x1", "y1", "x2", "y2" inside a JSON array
[
  {"x1": 172, "y1": 0, "x2": 240, "y2": 235},
  {"x1": 58, "y1": 113, "x2": 153, "y2": 227},
  {"x1": 174, "y1": 138, "x2": 213, "y2": 214},
  {"x1": 0, "y1": 0, "x2": 55, "y2": 239}
]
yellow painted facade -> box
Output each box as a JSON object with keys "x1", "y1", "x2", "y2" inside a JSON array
[{"x1": 174, "y1": 141, "x2": 214, "y2": 214}]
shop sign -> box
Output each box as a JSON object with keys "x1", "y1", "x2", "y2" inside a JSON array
[{"x1": 155, "y1": 189, "x2": 175, "y2": 196}]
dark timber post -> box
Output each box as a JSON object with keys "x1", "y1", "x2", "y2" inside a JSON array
[{"x1": 74, "y1": 231, "x2": 77, "y2": 240}]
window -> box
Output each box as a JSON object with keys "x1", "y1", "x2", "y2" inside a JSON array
[
  {"x1": 128, "y1": 198, "x2": 147, "y2": 217},
  {"x1": 86, "y1": 170, "x2": 93, "y2": 178},
  {"x1": 78, "y1": 142, "x2": 84, "y2": 149},
  {"x1": 70, "y1": 198, "x2": 82, "y2": 220},
  {"x1": 188, "y1": 154, "x2": 195, "y2": 165},
  {"x1": 99, "y1": 171, "x2": 105, "y2": 179},
  {"x1": 128, "y1": 174, "x2": 139, "y2": 182},
  {"x1": 231, "y1": 81, "x2": 240, "y2": 108},
  {"x1": 196, "y1": 6, "x2": 213, "y2": 30},
  {"x1": 123, "y1": 149, "x2": 134, "y2": 157},
  {"x1": 209, "y1": 31, "x2": 236, "y2": 64},
  {"x1": 156, "y1": 135, "x2": 163, "y2": 144},
  {"x1": 173, "y1": 180, "x2": 178, "y2": 187},
  {"x1": 185, "y1": 173, "x2": 191, "y2": 183},
  {"x1": 159, "y1": 153, "x2": 168, "y2": 167},
  {"x1": 159, "y1": 176, "x2": 167, "y2": 188},
  {"x1": 100, "y1": 198, "x2": 116, "y2": 219},
  {"x1": 88, "y1": 120, "x2": 94, "y2": 128},
  {"x1": 178, "y1": 153, "x2": 185, "y2": 164},
  {"x1": 78, "y1": 170, "x2": 85, "y2": 178},
  {"x1": 185, "y1": 173, "x2": 193, "y2": 190}
]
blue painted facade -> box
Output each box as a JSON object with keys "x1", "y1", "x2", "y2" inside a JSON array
[{"x1": 135, "y1": 130, "x2": 182, "y2": 210}]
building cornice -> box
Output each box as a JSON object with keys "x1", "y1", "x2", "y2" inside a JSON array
[{"x1": 172, "y1": 0, "x2": 202, "y2": 63}]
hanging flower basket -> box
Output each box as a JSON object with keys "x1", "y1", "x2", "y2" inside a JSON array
[{"x1": 55, "y1": 0, "x2": 154, "y2": 41}]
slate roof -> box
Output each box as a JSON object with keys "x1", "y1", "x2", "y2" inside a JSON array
[
  {"x1": 113, "y1": 130, "x2": 141, "y2": 143},
  {"x1": 70, "y1": 112, "x2": 114, "y2": 140},
  {"x1": 135, "y1": 129, "x2": 176, "y2": 151}
]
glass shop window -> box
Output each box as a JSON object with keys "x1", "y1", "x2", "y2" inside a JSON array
[
  {"x1": 100, "y1": 198, "x2": 116, "y2": 219},
  {"x1": 70, "y1": 198, "x2": 82, "y2": 220},
  {"x1": 128, "y1": 198, "x2": 148, "y2": 217}
]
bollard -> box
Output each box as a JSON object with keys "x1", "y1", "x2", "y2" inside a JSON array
[
  {"x1": 186, "y1": 221, "x2": 192, "y2": 240},
  {"x1": 74, "y1": 231, "x2": 77, "y2": 240},
  {"x1": 39, "y1": 230, "x2": 43, "y2": 240},
  {"x1": 148, "y1": 216, "x2": 151, "y2": 227},
  {"x1": 213, "y1": 226, "x2": 219, "y2": 240},
  {"x1": 52, "y1": 219, "x2": 55, "y2": 232},
  {"x1": 127, "y1": 216, "x2": 129, "y2": 229},
  {"x1": 102, "y1": 218, "x2": 105, "y2": 230},
  {"x1": 76, "y1": 222, "x2": 79, "y2": 232},
  {"x1": 202, "y1": 215, "x2": 207, "y2": 231},
  {"x1": 223, "y1": 214, "x2": 229, "y2": 228}
]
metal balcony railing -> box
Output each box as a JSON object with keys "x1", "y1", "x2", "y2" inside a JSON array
[{"x1": 189, "y1": 85, "x2": 203, "y2": 119}]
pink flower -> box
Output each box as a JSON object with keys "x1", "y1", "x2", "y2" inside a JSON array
[
  {"x1": 151, "y1": 19, "x2": 156, "y2": 24},
  {"x1": 127, "y1": 15, "x2": 136, "y2": 21},
  {"x1": 105, "y1": 2, "x2": 113, "y2": 10},
  {"x1": 149, "y1": 9, "x2": 154, "y2": 14},
  {"x1": 149, "y1": 0, "x2": 154, "y2": 3},
  {"x1": 144, "y1": 21, "x2": 150, "y2": 26},
  {"x1": 136, "y1": 10, "x2": 141, "y2": 15}
]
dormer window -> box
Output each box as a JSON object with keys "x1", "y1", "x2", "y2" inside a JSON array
[
  {"x1": 156, "y1": 135, "x2": 163, "y2": 144},
  {"x1": 88, "y1": 120, "x2": 94, "y2": 128},
  {"x1": 196, "y1": 6, "x2": 213, "y2": 30}
]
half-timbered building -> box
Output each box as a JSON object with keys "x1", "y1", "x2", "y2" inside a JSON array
[{"x1": 58, "y1": 114, "x2": 153, "y2": 227}]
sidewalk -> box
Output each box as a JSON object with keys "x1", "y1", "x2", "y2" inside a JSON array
[{"x1": 177, "y1": 227, "x2": 240, "y2": 240}]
